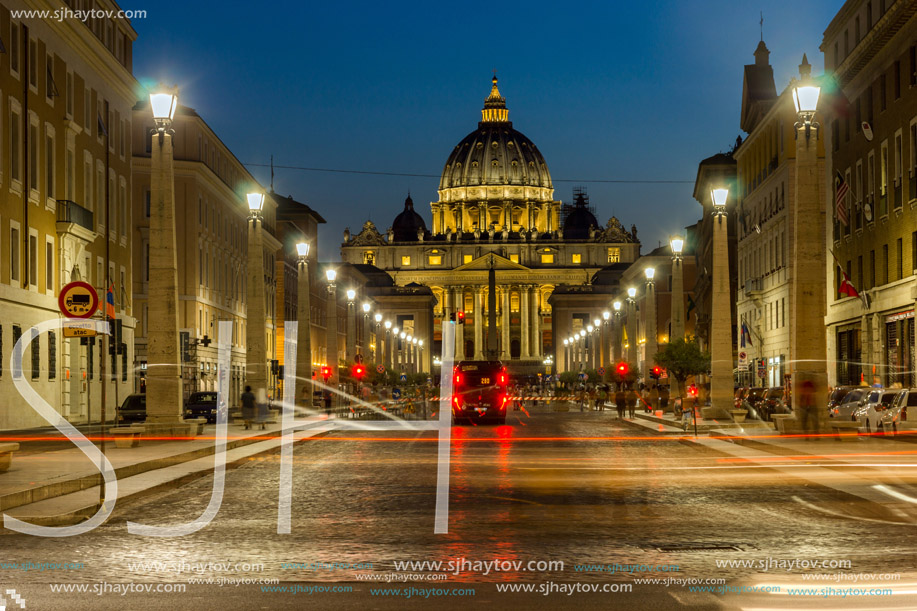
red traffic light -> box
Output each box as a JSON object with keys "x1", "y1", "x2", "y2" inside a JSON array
[
  {"x1": 652, "y1": 366, "x2": 662, "y2": 378},
  {"x1": 616, "y1": 362, "x2": 629, "y2": 376},
  {"x1": 321, "y1": 366, "x2": 331, "y2": 381},
  {"x1": 456, "y1": 310, "x2": 465, "y2": 323},
  {"x1": 687, "y1": 384, "x2": 698, "y2": 397},
  {"x1": 352, "y1": 364, "x2": 366, "y2": 380}
]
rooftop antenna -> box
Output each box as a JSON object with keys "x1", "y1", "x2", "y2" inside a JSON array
[
  {"x1": 270, "y1": 154, "x2": 274, "y2": 191},
  {"x1": 760, "y1": 11, "x2": 764, "y2": 41}
]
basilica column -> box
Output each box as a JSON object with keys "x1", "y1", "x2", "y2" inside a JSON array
[
  {"x1": 520, "y1": 285, "x2": 531, "y2": 359},
  {"x1": 474, "y1": 286, "x2": 484, "y2": 359},
  {"x1": 530, "y1": 286, "x2": 541, "y2": 358},
  {"x1": 478, "y1": 202, "x2": 486, "y2": 233},
  {"x1": 502, "y1": 287, "x2": 511, "y2": 359},
  {"x1": 454, "y1": 286, "x2": 465, "y2": 359}
]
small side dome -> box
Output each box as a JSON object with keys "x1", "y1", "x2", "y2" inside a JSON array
[
  {"x1": 391, "y1": 194, "x2": 430, "y2": 242},
  {"x1": 562, "y1": 193, "x2": 599, "y2": 240}
]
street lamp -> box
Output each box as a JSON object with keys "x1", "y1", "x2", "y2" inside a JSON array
[
  {"x1": 612, "y1": 300, "x2": 622, "y2": 363},
  {"x1": 790, "y1": 55, "x2": 826, "y2": 433},
  {"x1": 644, "y1": 266, "x2": 657, "y2": 396},
  {"x1": 145, "y1": 85, "x2": 183, "y2": 425},
  {"x1": 601, "y1": 311, "x2": 610, "y2": 370},
  {"x1": 244, "y1": 190, "x2": 269, "y2": 419},
  {"x1": 418, "y1": 339, "x2": 424, "y2": 374},
  {"x1": 383, "y1": 320, "x2": 392, "y2": 371},
  {"x1": 407, "y1": 334, "x2": 414, "y2": 372},
  {"x1": 626, "y1": 287, "x2": 637, "y2": 365},
  {"x1": 411, "y1": 337, "x2": 418, "y2": 373},
  {"x1": 670, "y1": 236, "x2": 685, "y2": 342},
  {"x1": 344, "y1": 289, "x2": 356, "y2": 363},
  {"x1": 294, "y1": 241, "x2": 312, "y2": 406},
  {"x1": 324, "y1": 268, "x2": 339, "y2": 390},
  {"x1": 708, "y1": 185, "x2": 732, "y2": 419},
  {"x1": 361, "y1": 302, "x2": 371, "y2": 362},
  {"x1": 373, "y1": 312, "x2": 382, "y2": 363},
  {"x1": 399, "y1": 332, "x2": 406, "y2": 371}
]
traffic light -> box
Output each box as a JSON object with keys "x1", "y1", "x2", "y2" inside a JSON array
[
  {"x1": 456, "y1": 310, "x2": 465, "y2": 324},
  {"x1": 616, "y1": 362, "x2": 629, "y2": 377},
  {"x1": 687, "y1": 384, "x2": 698, "y2": 398},
  {"x1": 651, "y1": 366, "x2": 662, "y2": 379},
  {"x1": 321, "y1": 366, "x2": 331, "y2": 382},
  {"x1": 352, "y1": 363, "x2": 366, "y2": 381}
]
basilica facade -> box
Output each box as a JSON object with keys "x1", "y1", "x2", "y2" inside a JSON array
[{"x1": 341, "y1": 76, "x2": 641, "y2": 373}]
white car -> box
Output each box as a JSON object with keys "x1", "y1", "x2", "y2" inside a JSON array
[
  {"x1": 879, "y1": 388, "x2": 917, "y2": 434},
  {"x1": 855, "y1": 389, "x2": 901, "y2": 433}
]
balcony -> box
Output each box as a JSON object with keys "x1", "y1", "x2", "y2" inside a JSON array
[
  {"x1": 744, "y1": 277, "x2": 763, "y2": 294},
  {"x1": 57, "y1": 199, "x2": 93, "y2": 231}
]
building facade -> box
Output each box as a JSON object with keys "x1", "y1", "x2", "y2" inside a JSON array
[
  {"x1": 132, "y1": 105, "x2": 279, "y2": 408},
  {"x1": 340, "y1": 77, "x2": 641, "y2": 373},
  {"x1": 734, "y1": 40, "x2": 825, "y2": 389},
  {"x1": 0, "y1": 1, "x2": 137, "y2": 429},
  {"x1": 823, "y1": 0, "x2": 917, "y2": 387}
]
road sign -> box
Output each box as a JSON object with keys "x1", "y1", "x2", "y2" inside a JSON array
[
  {"x1": 400, "y1": 373, "x2": 407, "y2": 382},
  {"x1": 59, "y1": 281, "x2": 98, "y2": 318},
  {"x1": 63, "y1": 320, "x2": 98, "y2": 338},
  {"x1": 757, "y1": 362, "x2": 766, "y2": 378},
  {"x1": 738, "y1": 350, "x2": 748, "y2": 371},
  {"x1": 392, "y1": 388, "x2": 402, "y2": 400},
  {"x1": 376, "y1": 364, "x2": 385, "y2": 374},
  {"x1": 597, "y1": 367, "x2": 606, "y2": 376},
  {"x1": 578, "y1": 372, "x2": 589, "y2": 381}
]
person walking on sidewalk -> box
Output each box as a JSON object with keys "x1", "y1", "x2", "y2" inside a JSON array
[
  {"x1": 615, "y1": 387, "x2": 625, "y2": 419},
  {"x1": 241, "y1": 386, "x2": 256, "y2": 430},
  {"x1": 627, "y1": 387, "x2": 638, "y2": 419}
]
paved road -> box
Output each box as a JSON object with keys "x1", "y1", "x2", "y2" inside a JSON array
[{"x1": 3, "y1": 402, "x2": 917, "y2": 610}]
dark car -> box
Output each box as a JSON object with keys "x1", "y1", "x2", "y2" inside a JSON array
[
  {"x1": 184, "y1": 391, "x2": 219, "y2": 423},
  {"x1": 828, "y1": 385, "x2": 857, "y2": 411},
  {"x1": 451, "y1": 361, "x2": 509, "y2": 425},
  {"x1": 117, "y1": 393, "x2": 146, "y2": 424},
  {"x1": 759, "y1": 386, "x2": 792, "y2": 421}
]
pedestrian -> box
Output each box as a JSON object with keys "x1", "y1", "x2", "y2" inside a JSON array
[
  {"x1": 627, "y1": 387, "x2": 637, "y2": 419},
  {"x1": 615, "y1": 387, "x2": 625, "y2": 419},
  {"x1": 588, "y1": 385, "x2": 597, "y2": 411},
  {"x1": 240, "y1": 385, "x2": 256, "y2": 430},
  {"x1": 641, "y1": 384, "x2": 650, "y2": 413},
  {"x1": 797, "y1": 378, "x2": 819, "y2": 440},
  {"x1": 323, "y1": 389, "x2": 333, "y2": 416}
]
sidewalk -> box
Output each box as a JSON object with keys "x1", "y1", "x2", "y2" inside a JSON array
[{"x1": 0, "y1": 417, "x2": 337, "y2": 527}]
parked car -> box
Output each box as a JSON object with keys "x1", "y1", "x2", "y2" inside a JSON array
[
  {"x1": 880, "y1": 388, "x2": 917, "y2": 434},
  {"x1": 734, "y1": 387, "x2": 750, "y2": 409},
  {"x1": 855, "y1": 389, "x2": 902, "y2": 433},
  {"x1": 829, "y1": 388, "x2": 869, "y2": 420},
  {"x1": 184, "y1": 391, "x2": 219, "y2": 423},
  {"x1": 116, "y1": 393, "x2": 146, "y2": 424},
  {"x1": 759, "y1": 386, "x2": 792, "y2": 421},
  {"x1": 827, "y1": 385, "x2": 857, "y2": 411}
]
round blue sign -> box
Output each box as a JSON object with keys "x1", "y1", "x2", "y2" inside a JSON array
[{"x1": 392, "y1": 388, "x2": 402, "y2": 400}]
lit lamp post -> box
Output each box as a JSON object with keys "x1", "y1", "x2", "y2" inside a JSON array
[
  {"x1": 708, "y1": 186, "x2": 733, "y2": 418},
  {"x1": 294, "y1": 241, "x2": 312, "y2": 406},
  {"x1": 418, "y1": 339, "x2": 424, "y2": 374},
  {"x1": 392, "y1": 326, "x2": 399, "y2": 371},
  {"x1": 146, "y1": 86, "x2": 183, "y2": 424},
  {"x1": 373, "y1": 312, "x2": 382, "y2": 362},
  {"x1": 670, "y1": 236, "x2": 685, "y2": 341},
  {"x1": 592, "y1": 318, "x2": 601, "y2": 370},
  {"x1": 791, "y1": 58, "x2": 826, "y2": 433},
  {"x1": 361, "y1": 302, "x2": 371, "y2": 361},
  {"x1": 579, "y1": 330, "x2": 587, "y2": 370},
  {"x1": 411, "y1": 337, "x2": 418, "y2": 373},
  {"x1": 399, "y1": 332, "x2": 406, "y2": 371},
  {"x1": 601, "y1": 311, "x2": 610, "y2": 369},
  {"x1": 612, "y1": 300, "x2": 623, "y2": 363},
  {"x1": 383, "y1": 320, "x2": 392, "y2": 371},
  {"x1": 626, "y1": 287, "x2": 637, "y2": 366},
  {"x1": 586, "y1": 325, "x2": 594, "y2": 370},
  {"x1": 345, "y1": 289, "x2": 356, "y2": 364},
  {"x1": 325, "y1": 269, "x2": 338, "y2": 389},
  {"x1": 406, "y1": 335, "x2": 414, "y2": 372},
  {"x1": 243, "y1": 191, "x2": 270, "y2": 414},
  {"x1": 644, "y1": 267, "x2": 657, "y2": 382},
  {"x1": 563, "y1": 338, "x2": 569, "y2": 372}
]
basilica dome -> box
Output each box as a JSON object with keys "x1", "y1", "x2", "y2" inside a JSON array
[
  {"x1": 562, "y1": 192, "x2": 600, "y2": 240},
  {"x1": 391, "y1": 194, "x2": 430, "y2": 241},
  {"x1": 437, "y1": 76, "x2": 554, "y2": 205}
]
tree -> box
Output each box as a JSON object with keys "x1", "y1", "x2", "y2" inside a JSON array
[
  {"x1": 611, "y1": 361, "x2": 640, "y2": 390},
  {"x1": 653, "y1": 337, "x2": 710, "y2": 400}
]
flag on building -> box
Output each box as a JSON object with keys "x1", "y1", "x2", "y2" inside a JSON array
[
  {"x1": 835, "y1": 171, "x2": 849, "y2": 226},
  {"x1": 830, "y1": 250, "x2": 869, "y2": 309},
  {"x1": 98, "y1": 282, "x2": 116, "y2": 319},
  {"x1": 741, "y1": 321, "x2": 753, "y2": 347}
]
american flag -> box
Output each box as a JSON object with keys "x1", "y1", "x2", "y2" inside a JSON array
[{"x1": 835, "y1": 170, "x2": 849, "y2": 226}]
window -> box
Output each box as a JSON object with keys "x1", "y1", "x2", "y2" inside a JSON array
[
  {"x1": 28, "y1": 39, "x2": 36, "y2": 88},
  {"x1": 120, "y1": 181, "x2": 127, "y2": 237},
  {"x1": 898, "y1": 237, "x2": 903, "y2": 280},
  {"x1": 83, "y1": 156, "x2": 92, "y2": 210},
  {"x1": 883, "y1": 244, "x2": 889, "y2": 284},
  {"x1": 855, "y1": 16, "x2": 860, "y2": 44},
  {"x1": 541, "y1": 253, "x2": 554, "y2": 264},
  {"x1": 30, "y1": 328, "x2": 38, "y2": 380},
  {"x1": 911, "y1": 46, "x2": 917, "y2": 87},
  {"x1": 509, "y1": 254, "x2": 519, "y2": 264},
  {"x1": 45, "y1": 239, "x2": 53, "y2": 292},
  {"x1": 29, "y1": 122, "x2": 38, "y2": 192},
  {"x1": 48, "y1": 331, "x2": 55, "y2": 380},
  {"x1": 10, "y1": 22, "x2": 19, "y2": 76},
  {"x1": 84, "y1": 89, "x2": 90, "y2": 129},
  {"x1": 463, "y1": 254, "x2": 473, "y2": 264},
  {"x1": 27, "y1": 233, "x2": 38, "y2": 287},
  {"x1": 868, "y1": 151, "x2": 875, "y2": 197},
  {"x1": 10, "y1": 109, "x2": 21, "y2": 183},
  {"x1": 867, "y1": 1, "x2": 873, "y2": 29},
  {"x1": 45, "y1": 54, "x2": 54, "y2": 99},
  {"x1": 10, "y1": 226, "x2": 19, "y2": 283},
  {"x1": 66, "y1": 147, "x2": 74, "y2": 199},
  {"x1": 571, "y1": 253, "x2": 582, "y2": 264},
  {"x1": 869, "y1": 249, "x2": 876, "y2": 289},
  {"x1": 913, "y1": 232, "x2": 917, "y2": 273},
  {"x1": 607, "y1": 247, "x2": 620, "y2": 263},
  {"x1": 45, "y1": 132, "x2": 54, "y2": 198},
  {"x1": 401, "y1": 255, "x2": 411, "y2": 266},
  {"x1": 427, "y1": 254, "x2": 442, "y2": 266}
]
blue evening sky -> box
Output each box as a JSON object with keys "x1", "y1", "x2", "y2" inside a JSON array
[{"x1": 132, "y1": 0, "x2": 840, "y2": 261}]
